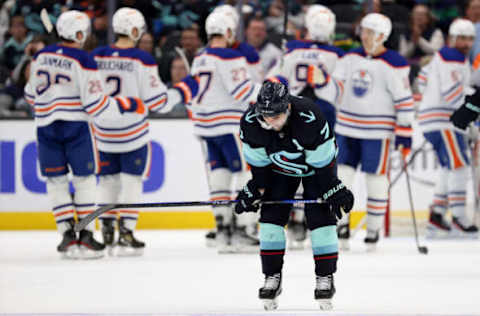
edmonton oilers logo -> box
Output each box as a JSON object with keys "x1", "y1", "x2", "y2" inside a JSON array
[{"x1": 352, "y1": 69, "x2": 372, "y2": 97}]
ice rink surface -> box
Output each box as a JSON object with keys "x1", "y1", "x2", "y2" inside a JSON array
[{"x1": 1, "y1": 230, "x2": 479, "y2": 315}]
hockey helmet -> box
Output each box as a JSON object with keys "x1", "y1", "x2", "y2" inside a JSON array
[
  {"x1": 56, "y1": 10, "x2": 91, "y2": 45},
  {"x1": 213, "y1": 4, "x2": 240, "y2": 28},
  {"x1": 255, "y1": 81, "x2": 290, "y2": 117},
  {"x1": 360, "y1": 13, "x2": 392, "y2": 43},
  {"x1": 112, "y1": 7, "x2": 146, "y2": 42},
  {"x1": 449, "y1": 18, "x2": 475, "y2": 38},
  {"x1": 205, "y1": 11, "x2": 236, "y2": 44},
  {"x1": 305, "y1": 5, "x2": 336, "y2": 44}
]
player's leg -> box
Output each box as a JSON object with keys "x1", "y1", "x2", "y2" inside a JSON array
[
  {"x1": 258, "y1": 172, "x2": 299, "y2": 310},
  {"x1": 443, "y1": 130, "x2": 478, "y2": 237},
  {"x1": 203, "y1": 136, "x2": 234, "y2": 253},
  {"x1": 116, "y1": 143, "x2": 151, "y2": 256},
  {"x1": 361, "y1": 138, "x2": 391, "y2": 251},
  {"x1": 37, "y1": 122, "x2": 78, "y2": 259},
  {"x1": 224, "y1": 134, "x2": 259, "y2": 251},
  {"x1": 66, "y1": 122, "x2": 104, "y2": 259},
  {"x1": 303, "y1": 175, "x2": 338, "y2": 310},
  {"x1": 424, "y1": 131, "x2": 452, "y2": 237},
  {"x1": 97, "y1": 151, "x2": 121, "y2": 255},
  {"x1": 335, "y1": 134, "x2": 361, "y2": 250}
]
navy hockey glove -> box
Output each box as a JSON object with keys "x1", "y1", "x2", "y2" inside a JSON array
[
  {"x1": 235, "y1": 181, "x2": 262, "y2": 214},
  {"x1": 116, "y1": 97, "x2": 146, "y2": 114},
  {"x1": 173, "y1": 74, "x2": 199, "y2": 104},
  {"x1": 450, "y1": 100, "x2": 480, "y2": 130},
  {"x1": 322, "y1": 180, "x2": 354, "y2": 220}
]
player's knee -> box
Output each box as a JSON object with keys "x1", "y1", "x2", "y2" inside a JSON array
[
  {"x1": 338, "y1": 164, "x2": 356, "y2": 188},
  {"x1": 46, "y1": 175, "x2": 71, "y2": 205},
  {"x1": 259, "y1": 223, "x2": 285, "y2": 248},
  {"x1": 209, "y1": 168, "x2": 232, "y2": 196},
  {"x1": 260, "y1": 206, "x2": 290, "y2": 227},
  {"x1": 366, "y1": 173, "x2": 389, "y2": 198},
  {"x1": 119, "y1": 173, "x2": 143, "y2": 203},
  {"x1": 304, "y1": 203, "x2": 336, "y2": 230}
]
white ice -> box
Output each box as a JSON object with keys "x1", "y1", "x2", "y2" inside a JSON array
[{"x1": 1, "y1": 230, "x2": 480, "y2": 315}]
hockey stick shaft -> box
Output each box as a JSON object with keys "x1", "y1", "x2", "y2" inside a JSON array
[
  {"x1": 40, "y1": 9, "x2": 54, "y2": 34},
  {"x1": 402, "y1": 151, "x2": 428, "y2": 254},
  {"x1": 74, "y1": 198, "x2": 325, "y2": 232},
  {"x1": 389, "y1": 139, "x2": 428, "y2": 189}
]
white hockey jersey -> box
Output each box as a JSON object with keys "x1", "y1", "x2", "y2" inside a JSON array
[
  {"x1": 417, "y1": 46, "x2": 471, "y2": 133},
  {"x1": 333, "y1": 47, "x2": 414, "y2": 139},
  {"x1": 91, "y1": 46, "x2": 184, "y2": 153},
  {"x1": 188, "y1": 47, "x2": 261, "y2": 137},
  {"x1": 24, "y1": 44, "x2": 121, "y2": 128},
  {"x1": 231, "y1": 41, "x2": 264, "y2": 82},
  {"x1": 266, "y1": 39, "x2": 344, "y2": 105}
]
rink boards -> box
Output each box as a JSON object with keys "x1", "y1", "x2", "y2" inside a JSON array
[{"x1": 0, "y1": 119, "x2": 468, "y2": 230}]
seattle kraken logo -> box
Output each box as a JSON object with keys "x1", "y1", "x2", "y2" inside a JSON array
[
  {"x1": 269, "y1": 151, "x2": 314, "y2": 177},
  {"x1": 352, "y1": 69, "x2": 372, "y2": 97}
]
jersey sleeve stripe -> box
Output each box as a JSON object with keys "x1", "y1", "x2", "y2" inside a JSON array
[
  {"x1": 444, "y1": 86, "x2": 463, "y2": 102},
  {"x1": 86, "y1": 96, "x2": 109, "y2": 115},
  {"x1": 175, "y1": 82, "x2": 192, "y2": 103},
  {"x1": 35, "y1": 101, "x2": 82, "y2": 113},
  {"x1": 305, "y1": 138, "x2": 337, "y2": 168},
  {"x1": 148, "y1": 97, "x2": 167, "y2": 111},
  {"x1": 241, "y1": 85, "x2": 255, "y2": 102},
  {"x1": 191, "y1": 115, "x2": 242, "y2": 123},
  {"x1": 230, "y1": 79, "x2": 250, "y2": 96},
  {"x1": 234, "y1": 84, "x2": 251, "y2": 100},
  {"x1": 94, "y1": 121, "x2": 149, "y2": 138},
  {"x1": 144, "y1": 93, "x2": 166, "y2": 104},
  {"x1": 441, "y1": 82, "x2": 461, "y2": 97}
]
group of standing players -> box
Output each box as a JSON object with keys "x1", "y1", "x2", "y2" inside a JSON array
[{"x1": 25, "y1": 3, "x2": 479, "y2": 311}]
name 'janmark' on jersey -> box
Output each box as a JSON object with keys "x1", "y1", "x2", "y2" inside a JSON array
[{"x1": 38, "y1": 56, "x2": 73, "y2": 70}]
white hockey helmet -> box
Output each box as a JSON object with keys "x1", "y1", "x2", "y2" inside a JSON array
[
  {"x1": 56, "y1": 10, "x2": 91, "y2": 45},
  {"x1": 449, "y1": 18, "x2": 476, "y2": 37},
  {"x1": 360, "y1": 13, "x2": 392, "y2": 43},
  {"x1": 305, "y1": 5, "x2": 336, "y2": 43},
  {"x1": 213, "y1": 4, "x2": 240, "y2": 27},
  {"x1": 205, "y1": 11, "x2": 236, "y2": 44},
  {"x1": 112, "y1": 7, "x2": 146, "y2": 42}
]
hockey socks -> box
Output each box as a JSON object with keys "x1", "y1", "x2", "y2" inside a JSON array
[
  {"x1": 260, "y1": 223, "x2": 286, "y2": 275},
  {"x1": 311, "y1": 226, "x2": 338, "y2": 276}
]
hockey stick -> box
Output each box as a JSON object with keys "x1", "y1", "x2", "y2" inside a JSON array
[
  {"x1": 40, "y1": 9, "x2": 54, "y2": 34},
  {"x1": 174, "y1": 46, "x2": 191, "y2": 74},
  {"x1": 401, "y1": 149, "x2": 428, "y2": 255},
  {"x1": 74, "y1": 198, "x2": 326, "y2": 232},
  {"x1": 389, "y1": 139, "x2": 428, "y2": 189},
  {"x1": 279, "y1": 0, "x2": 289, "y2": 69}
]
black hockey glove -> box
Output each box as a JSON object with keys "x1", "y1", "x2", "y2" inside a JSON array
[
  {"x1": 322, "y1": 180, "x2": 354, "y2": 220},
  {"x1": 450, "y1": 99, "x2": 480, "y2": 130},
  {"x1": 234, "y1": 180, "x2": 263, "y2": 214}
]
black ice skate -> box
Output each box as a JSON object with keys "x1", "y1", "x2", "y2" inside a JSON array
[
  {"x1": 426, "y1": 208, "x2": 451, "y2": 239},
  {"x1": 101, "y1": 218, "x2": 116, "y2": 256},
  {"x1": 57, "y1": 227, "x2": 79, "y2": 259},
  {"x1": 315, "y1": 274, "x2": 335, "y2": 310},
  {"x1": 259, "y1": 273, "x2": 282, "y2": 311},
  {"x1": 337, "y1": 223, "x2": 350, "y2": 251},
  {"x1": 364, "y1": 229, "x2": 379, "y2": 252},
  {"x1": 232, "y1": 226, "x2": 259, "y2": 253},
  {"x1": 205, "y1": 230, "x2": 216, "y2": 248},
  {"x1": 78, "y1": 229, "x2": 105, "y2": 259},
  {"x1": 451, "y1": 217, "x2": 479, "y2": 239},
  {"x1": 117, "y1": 219, "x2": 145, "y2": 257},
  {"x1": 287, "y1": 219, "x2": 307, "y2": 250}
]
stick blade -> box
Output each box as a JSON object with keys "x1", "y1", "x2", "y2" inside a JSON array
[
  {"x1": 40, "y1": 9, "x2": 54, "y2": 34},
  {"x1": 74, "y1": 204, "x2": 116, "y2": 232}
]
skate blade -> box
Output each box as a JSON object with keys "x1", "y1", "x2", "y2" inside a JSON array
[
  {"x1": 317, "y1": 299, "x2": 333, "y2": 310},
  {"x1": 217, "y1": 245, "x2": 237, "y2": 254},
  {"x1": 78, "y1": 246, "x2": 104, "y2": 259},
  {"x1": 116, "y1": 246, "x2": 144, "y2": 257},
  {"x1": 366, "y1": 243, "x2": 377, "y2": 252},
  {"x1": 60, "y1": 246, "x2": 80, "y2": 260},
  {"x1": 449, "y1": 229, "x2": 479, "y2": 239},
  {"x1": 262, "y1": 298, "x2": 278, "y2": 311},
  {"x1": 339, "y1": 239, "x2": 350, "y2": 251},
  {"x1": 205, "y1": 238, "x2": 217, "y2": 248}
]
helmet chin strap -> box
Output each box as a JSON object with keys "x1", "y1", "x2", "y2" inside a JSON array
[
  {"x1": 366, "y1": 32, "x2": 383, "y2": 56},
  {"x1": 257, "y1": 109, "x2": 291, "y2": 131}
]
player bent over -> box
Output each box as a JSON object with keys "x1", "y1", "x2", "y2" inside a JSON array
[
  {"x1": 234, "y1": 81, "x2": 354, "y2": 310},
  {"x1": 419, "y1": 19, "x2": 478, "y2": 238},
  {"x1": 91, "y1": 8, "x2": 198, "y2": 256},
  {"x1": 24, "y1": 11, "x2": 146, "y2": 258}
]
